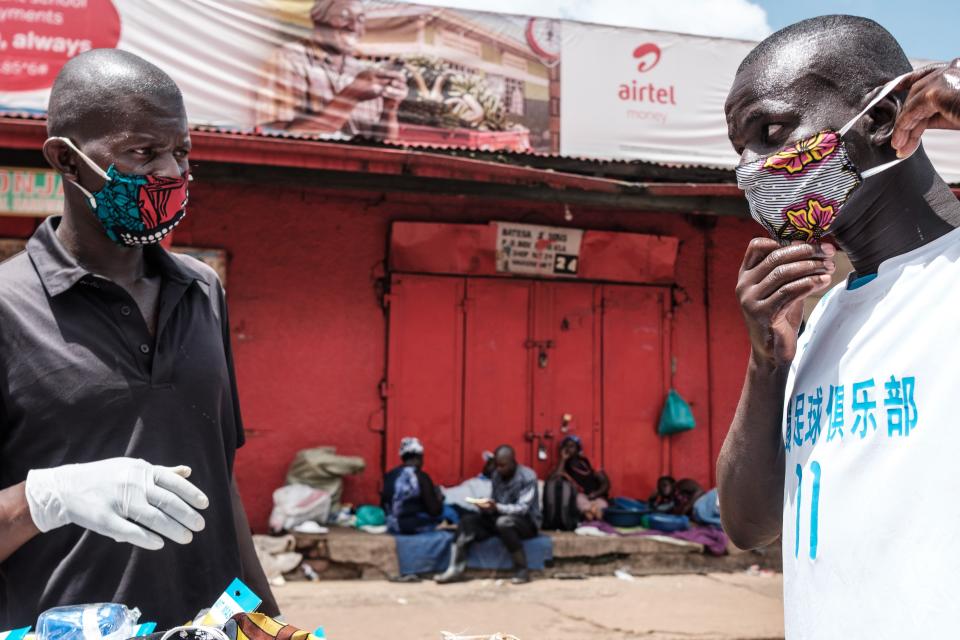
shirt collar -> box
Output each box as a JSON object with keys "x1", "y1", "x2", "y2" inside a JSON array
[{"x1": 27, "y1": 216, "x2": 203, "y2": 297}]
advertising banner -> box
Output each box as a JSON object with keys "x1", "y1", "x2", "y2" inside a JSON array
[
  {"x1": 559, "y1": 21, "x2": 960, "y2": 182},
  {"x1": 0, "y1": 0, "x2": 958, "y2": 181},
  {"x1": 0, "y1": 0, "x2": 559, "y2": 152},
  {"x1": 560, "y1": 22, "x2": 754, "y2": 169}
]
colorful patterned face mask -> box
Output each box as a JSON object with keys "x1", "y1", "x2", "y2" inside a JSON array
[
  {"x1": 53, "y1": 137, "x2": 190, "y2": 247},
  {"x1": 735, "y1": 72, "x2": 913, "y2": 244}
]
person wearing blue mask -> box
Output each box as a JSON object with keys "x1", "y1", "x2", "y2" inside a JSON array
[
  {"x1": 718, "y1": 15, "x2": 960, "y2": 639},
  {"x1": 0, "y1": 49, "x2": 277, "y2": 626}
]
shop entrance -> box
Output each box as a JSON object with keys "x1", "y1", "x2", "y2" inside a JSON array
[{"x1": 385, "y1": 273, "x2": 671, "y2": 497}]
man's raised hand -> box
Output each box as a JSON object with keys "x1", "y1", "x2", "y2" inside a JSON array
[{"x1": 736, "y1": 239, "x2": 836, "y2": 368}]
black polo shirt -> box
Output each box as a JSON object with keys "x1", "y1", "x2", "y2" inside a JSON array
[{"x1": 0, "y1": 217, "x2": 245, "y2": 627}]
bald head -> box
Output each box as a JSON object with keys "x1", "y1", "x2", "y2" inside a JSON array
[
  {"x1": 726, "y1": 16, "x2": 940, "y2": 247},
  {"x1": 47, "y1": 49, "x2": 185, "y2": 142},
  {"x1": 494, "y1": 445, "x2": 518, "y2": 479},
  {"x1": 736, "y1": 16, "x2": 911, "y2": 109},
  {"x1": 726, "y1": 15, "x2": 914, "y2": 167}
]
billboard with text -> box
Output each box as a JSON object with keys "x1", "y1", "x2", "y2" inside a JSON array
[{"x1": 1, "y1": 0, "x2": 958, "y2": 181}]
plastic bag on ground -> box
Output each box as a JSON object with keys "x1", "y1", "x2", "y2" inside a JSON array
[
  {"x1": 269, "y1": 484, "x2": 332, "y2": 533},
  {"x1": 285, "y1": 447, "x2": 365, "y2": 512},
  {"x1": 253, "y1": 534, "x2": 303, "y2": 586}
]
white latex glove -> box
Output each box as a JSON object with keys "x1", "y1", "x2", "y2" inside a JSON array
[{"x1": 25, "y1": 457, "x2": 209, "y2": 550}]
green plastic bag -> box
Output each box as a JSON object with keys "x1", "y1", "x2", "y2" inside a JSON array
[
  {"x1": 658, "y1": 389, "x2": 696, "y2": 435},
  {"x1": 355, "y1": 505, "x2": 386, "y2": 528}
]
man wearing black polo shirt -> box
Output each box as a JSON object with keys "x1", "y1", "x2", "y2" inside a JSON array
[{"x1": 0, "y1": 49, "x2": 277, "y2": 625}]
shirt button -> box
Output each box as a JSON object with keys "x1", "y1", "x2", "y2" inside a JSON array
[
  {"x1": 139, "y1": 344, "x2": 151, "y2": 354},
  {"x1": 120, "y1": 305, "x2": 132, "y2": 317}
]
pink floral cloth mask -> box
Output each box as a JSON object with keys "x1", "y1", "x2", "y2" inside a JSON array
[{"x1": 736, "y1": 72, "x2": 913, "y2": 244}]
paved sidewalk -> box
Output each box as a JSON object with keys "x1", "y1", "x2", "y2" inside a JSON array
[{"x1": 275, "y1": 572, "x2": 784, "y2": 639}]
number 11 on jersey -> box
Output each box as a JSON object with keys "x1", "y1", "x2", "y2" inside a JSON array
[{"x1": 794, "y1": 461, "x2": 822, "y2": 559}]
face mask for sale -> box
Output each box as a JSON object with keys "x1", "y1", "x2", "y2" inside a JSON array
[
  {"x1": 52, "y1": 136, "x2": 190, "y2": 247},
  {"x1": 735, "y1": 72, "x2": 914, "y2": 244}
]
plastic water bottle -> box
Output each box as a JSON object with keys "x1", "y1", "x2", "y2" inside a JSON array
[{"x1": 36, "y1": 604, "x2": 140, "y2": 640}]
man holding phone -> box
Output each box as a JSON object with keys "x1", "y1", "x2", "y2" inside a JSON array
[{"x1": 257, "y1": 0, "x2": 409, "y2": 139}]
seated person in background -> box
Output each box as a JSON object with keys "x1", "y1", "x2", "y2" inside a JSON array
[
  {"x1": 649, "y1": 476, "x2": 705, "y2": 517},
  {"x1": 649, "y1": 475, "x2": 676, "y2": 512},
  {"x1": 672, "y1": 478, "x2": 705, "y2": 518},
  {"x1": 549, "y1": 435, "x2": 610, "y2": 522},
  {"x1": 381, "y1": 437, "x2": 443, "y2": 535},
  {"x1": 442, "y1": 451, "x2": 496, "y2": 513},
  {"x1": 435, "y1": 445, "x2": 540, "y2": 585},
  {"x1": 692, "y1": 488, "x2": 722, "y2": 528}
]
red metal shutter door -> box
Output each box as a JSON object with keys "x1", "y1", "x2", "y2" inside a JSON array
[
  {"x1": 462, "y1": 279, "x2": 534, "y2": 475},
  {"x1": 601, "y1": 285, "x2": 670, "y2": 499},
  {"x1": 529, "y1": 281, "x2": 602, "y2": 477},
  {"x1": 385, "y1": 274, "x2": 466, "y2": 487}
]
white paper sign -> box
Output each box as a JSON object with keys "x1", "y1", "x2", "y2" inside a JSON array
[{"x1": 495, "y1": 222, "x2": 583, "y2": 278}]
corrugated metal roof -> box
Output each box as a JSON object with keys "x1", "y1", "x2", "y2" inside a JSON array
[
  {"x1": 4, "y1": 112, "x2": 957, "y2": 188},
  {"x1": 0, "y1": 111, "x2": 730, "y2": 175},
  {"x1": 189, "y1": 123, "x2": 738, "y2": 183}
]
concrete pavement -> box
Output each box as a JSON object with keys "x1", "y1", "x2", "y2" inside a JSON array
[{"x1": 275, "y1": 572, "x2": 784, "y2": 639}]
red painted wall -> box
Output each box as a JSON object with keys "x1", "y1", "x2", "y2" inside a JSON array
[
  {"x1": 170, "y1": 180, "x2": 760, "y2": 530},
  {"x1": 0, "y1": 216, "x2": 38, "y2": 238},
  {"x1": 0, "y1": 181, "x2": 759, "y2": 531}
]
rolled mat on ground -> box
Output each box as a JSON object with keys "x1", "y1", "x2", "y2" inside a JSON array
[
  {"x1": 576, "y1": 520, "x2": 729, "y2": 556},
  {"x1": 393, "y1": 531, "x2": 553, "y2": 576}
]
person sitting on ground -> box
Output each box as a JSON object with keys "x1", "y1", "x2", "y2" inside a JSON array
[
  {"x1": 435, "y1": 445, "x2": 541, "y2": 585},
  {"x1": 649, "y1": 475, "x2": 676, "y2": 513},
  {"x1": 548, "y1": 435, "x2": 610, "y2": 522},
  {"x1": 381, "y1": 437, "x2": 443, "y2": 535},
  {"x1": 442, "y1": 451, "x2": 495, "y2": 514},
  {"x1": 671, "y1": 478, "x2": 705, "y2": 517}
]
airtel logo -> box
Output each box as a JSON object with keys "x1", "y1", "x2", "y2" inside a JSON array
[
  {"x1": 619, "y1": 42, "x2": 675, "y2": 105},
  {"x1": 633, "y1": 43, "x2": 662, "y2": 73}
]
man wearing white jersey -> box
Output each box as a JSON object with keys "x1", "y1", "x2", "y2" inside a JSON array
[{"x1": 718, "y1": 14, "x2": 960, "y2": 639}]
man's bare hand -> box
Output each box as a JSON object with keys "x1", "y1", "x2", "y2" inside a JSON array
[
  {"x1": 892, "y1": 59, "x2": 960, "y2": 158},
  {"x1": 736, "y1": 239, "x2": 836, "y2": 368},
  {"x1": 344, "y1": 69, "x2": 388, "y2": 102},
  {"x1": 376, "y1": 69, "x2": 409, "y2": 107}
]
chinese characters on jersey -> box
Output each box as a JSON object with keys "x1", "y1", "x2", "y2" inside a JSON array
[{"x1": 785, "y1": 375, "x2": 918, "y2": 451}]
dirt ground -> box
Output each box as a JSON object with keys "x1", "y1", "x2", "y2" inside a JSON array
[{"x1": 275, "y1": 572, "x2": 784, "y2": 640}]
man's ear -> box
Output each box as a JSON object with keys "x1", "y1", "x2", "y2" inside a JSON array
[
  {"x1": 867, "y1": 93, "x2": 903, "y2": 148},
  {"x1": 41, "y1": 137, "x2": 81, "y2": 182}
]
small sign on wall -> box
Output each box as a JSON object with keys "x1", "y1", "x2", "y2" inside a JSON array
[
  {"x1": 0, "y1": 168, "x2": 64, "y2": 217},
  {"x1": 495, "y1": 222, "x2": 583, "y2": 278}
]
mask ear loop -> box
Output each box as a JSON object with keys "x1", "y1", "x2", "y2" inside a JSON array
[
  {"x1": 49, "y1": 136, "x2": 112, "y2": 209},
  {"x1": 838, "y1": 71, "x2": 915, "y2": 178}
]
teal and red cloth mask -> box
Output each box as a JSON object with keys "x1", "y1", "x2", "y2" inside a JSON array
[
  {"x1": 736, "y1": 72, "x2": 913, "y2": 244},
  {"x1": 55, "y1": 137, "x2": 190, "y2": 247}
]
